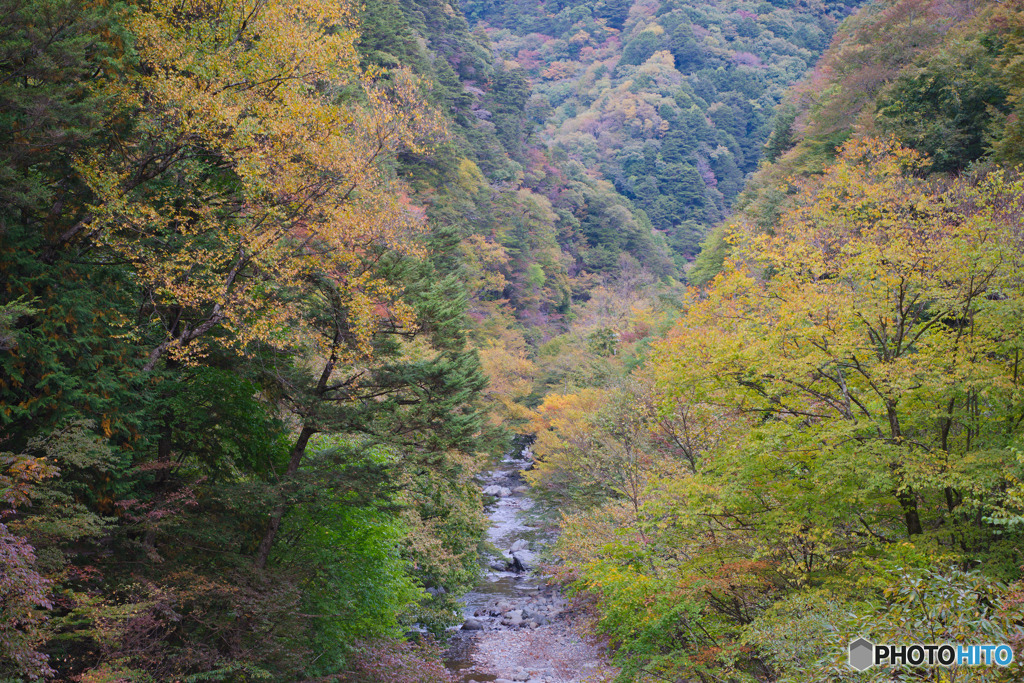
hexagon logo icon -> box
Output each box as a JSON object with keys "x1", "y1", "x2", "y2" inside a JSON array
[{"x1": 849, "y1": 638, "x2": 875, "y2": 671}]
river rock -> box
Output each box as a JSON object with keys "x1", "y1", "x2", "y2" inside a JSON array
[
  {"x1": 482, "y1": 485, "x2": 513, "y2": 497},
  {"x1": 509, "y1": 539, "x2": 528, "y2": 552},
  {"x1": 511, "y1": 669, "x2": 530, "y2": 682},
  {"x1": 462, "y1": 618, "x2": 484, "y2": 630},
  {"x1": 502, "y1": 608, "x2": 523, "y2": 626},
  {"x1": 510, "y1": 552, "x2": 528, "y2": 572}
]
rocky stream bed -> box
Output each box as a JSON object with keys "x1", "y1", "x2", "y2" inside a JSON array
[{"x1": 444, "y1": 442, "x2": 617, "y2": 683}]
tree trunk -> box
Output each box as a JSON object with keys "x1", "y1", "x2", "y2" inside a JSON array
[
  {"x1": 142, "y1": 405, "x2": 174, "y2": 556},
  {"x1": 254, "y1": 424, "x2": 317, "y2": 570},
  {"x1": 899, "y1": 488, "x2": 923, "y2": 536},
  {"x1": 254, "y1": 331, "x2": 339, "y2": 570}
]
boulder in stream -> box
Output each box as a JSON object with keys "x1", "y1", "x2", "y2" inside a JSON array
[
  {"x1": 461, "y1": 617, "x2": 484, "y2": 630},
  {"x1": 483, "y1": 484, "x2": 513, "y2": 497},
  {"x1": 510, "y1": 552, "x2": 528, "y2": 572}
]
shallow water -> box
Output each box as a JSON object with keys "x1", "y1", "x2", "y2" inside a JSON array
[{"x1": 445, "y1": 445, "x2": 544, "y2": 681}]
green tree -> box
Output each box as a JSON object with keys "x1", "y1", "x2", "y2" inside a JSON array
[{"x1": 877, "y1": 41, "x2": 1008, "y2": 172}]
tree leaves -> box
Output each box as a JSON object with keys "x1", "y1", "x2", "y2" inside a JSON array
[
  {"x1": 537, "y1": 139, "x2": 1024, "y2": 681},
  {"x1": 78, "y1": 0, "x2": 444, "y2": 368}
]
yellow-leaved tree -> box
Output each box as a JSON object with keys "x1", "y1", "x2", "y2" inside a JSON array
[
  {"x1": 76, "y1": 0, "x2": 444, "y2": 370},
  {"x1": 67, "y1": 0, "x2": 450, "y2": 565},
  {"x1": 543, "y1": 139, "x2": 1024, "y2": 682}
]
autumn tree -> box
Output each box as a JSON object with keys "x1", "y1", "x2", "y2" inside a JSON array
[
  {"x1": 541, "y1": 139, "x2": 1024, "y2": 682},
  {"x1": 0, "y1": 0, "x2": 492, "y2": 676},
  {"x1": 77, "y1": 0, "x2": 442, "y2": 370}
]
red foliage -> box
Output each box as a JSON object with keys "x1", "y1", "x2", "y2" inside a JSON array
[
  {"x1": 997, "y1": 575, "x2": 1024, "y2": 654},
  {"x1": 0, "y1": 523, "x2": 53, "y2": 680},
  {"x1": 516, "y1": 48, "x2": 542, "y2": 72},
  {"x1": 341, "y1": 637, "x2": 455, "y2": 683}
]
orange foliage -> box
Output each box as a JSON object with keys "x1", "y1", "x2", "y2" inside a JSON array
[{"x1": 79, "y1": 0, "x2": 445, "y2": 369}]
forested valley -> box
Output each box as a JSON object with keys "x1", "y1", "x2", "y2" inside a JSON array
[{"x1": 3, "y1": 0, "x2": 1024, "y2": 679}]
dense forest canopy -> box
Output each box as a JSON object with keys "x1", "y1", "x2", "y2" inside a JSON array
[
  {"x1": 2, "y1": 0, "x2": 1024, "y2": 680},
  {"x1": 473, "y1": 0, "x2": 861, "y2": 263}
]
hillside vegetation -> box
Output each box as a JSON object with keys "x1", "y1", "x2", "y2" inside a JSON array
[
  {"x1": 523, "y1": 0, "x2": 1024, "y2": 681},
  {"x1": 2, "y1": 0, "x2": 1023, "y2": 680}
]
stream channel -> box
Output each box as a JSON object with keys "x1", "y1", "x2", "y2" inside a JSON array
[{"x1": 443, "y1": 438, "x2": 615, "y2": 683}]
